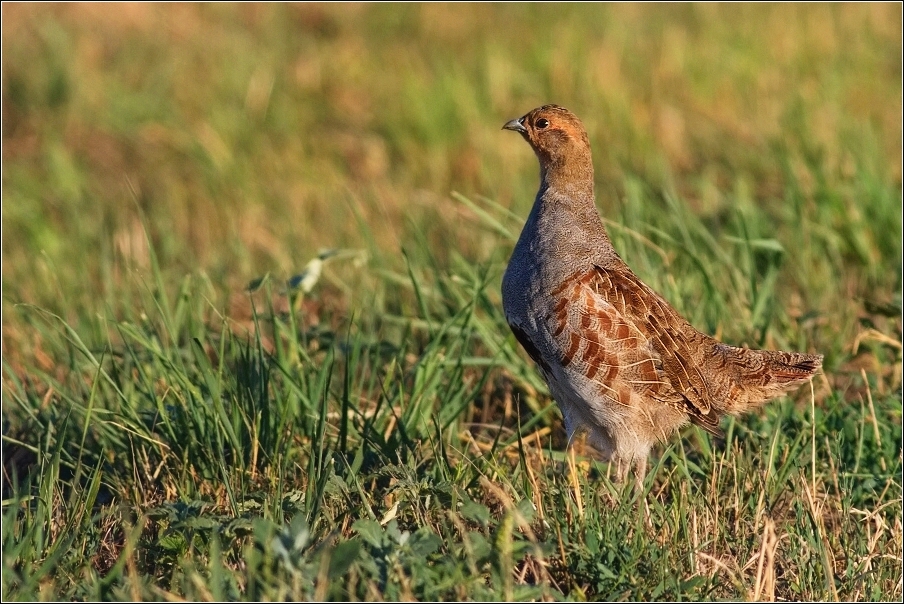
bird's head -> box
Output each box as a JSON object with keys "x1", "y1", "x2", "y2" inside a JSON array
[{"x1": 502, "y1": 104, "x2": 592, "y2": 171}]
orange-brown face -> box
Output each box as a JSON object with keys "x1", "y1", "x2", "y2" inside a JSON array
[{"x1": 502, "y1": 104, "x2": 590, "y2": 165}]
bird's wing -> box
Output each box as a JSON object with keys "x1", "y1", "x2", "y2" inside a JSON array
[{"x1": 543, "y1": 266, "x2": 722, "y2": 435}]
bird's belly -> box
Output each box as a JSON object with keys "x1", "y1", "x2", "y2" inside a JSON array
[{"x1": 546, "y1": 355, "x2": 689, "y2": 450}]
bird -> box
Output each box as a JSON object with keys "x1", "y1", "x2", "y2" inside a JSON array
[{"x1": 501, "y1": 104, "x2": 822, "y2": 486}]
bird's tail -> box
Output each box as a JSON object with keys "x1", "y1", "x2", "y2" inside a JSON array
[{"x1": 716, "y1": 345, "x2": 823, "y2": 414}]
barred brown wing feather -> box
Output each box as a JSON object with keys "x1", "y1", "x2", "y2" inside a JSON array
[
  {"x1": 543, "y1": 269, "x2": 707, "y2": 425},
  {"x1": 589, "y1": 265, "x2": 722, "y2": 427}
]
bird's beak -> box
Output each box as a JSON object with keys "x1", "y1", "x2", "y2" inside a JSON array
[{"x1": 502, "y1": 117, "x2": 527, "y2": 133}]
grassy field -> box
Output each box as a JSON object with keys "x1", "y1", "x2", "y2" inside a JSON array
[{"x1": 2, "y1": 4, "x2": 901, "y2": 601}]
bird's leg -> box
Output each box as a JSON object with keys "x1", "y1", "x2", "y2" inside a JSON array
[
  {"x1": 632, "y1": 457, "x2": 647, "y2": 494},
  {"x1": 567, "y1": 446, "x2": 585, "y2": 519},
  {"x1": 633, "y1": 458, "x2": 653, "y2": 528},
  {"x1": 613, "y1": 457, "x2": 628, "y2": 483},
  {"x1": 612, "y1": 455, "x2": 647, "y2": 490}
]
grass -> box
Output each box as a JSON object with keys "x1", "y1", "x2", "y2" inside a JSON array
[{"x1": 2, "y1": 3, "x2": 901, "y2": 601}]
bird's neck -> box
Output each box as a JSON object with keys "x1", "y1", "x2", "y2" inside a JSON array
[
  {"x1": 518, "y1": 163, "x2": 617, "y2": 267},
  {"x1": 539, "y1": 147, "x2": 596, "y2": 201},
  {"x1": 537, "y1": 156, "x2": 604, "y2": 230}
]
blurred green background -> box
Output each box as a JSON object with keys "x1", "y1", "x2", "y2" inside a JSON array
[{"x1": 3, "y1": 4, "x2": 900, "y2": 328}]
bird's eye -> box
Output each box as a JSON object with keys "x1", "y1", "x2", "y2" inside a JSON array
[{"x1": 536, "y1": 118, "x2": 549, "y2": 129}]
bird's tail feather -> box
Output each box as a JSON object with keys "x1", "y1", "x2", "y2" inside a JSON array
[{"x1": 719, "y1": 347, "x2": 822, "y2": 414}]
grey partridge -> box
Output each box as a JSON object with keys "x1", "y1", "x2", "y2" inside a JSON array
[{"x1": 501, "y1": 104, "x2": 822, "y2": 484}]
